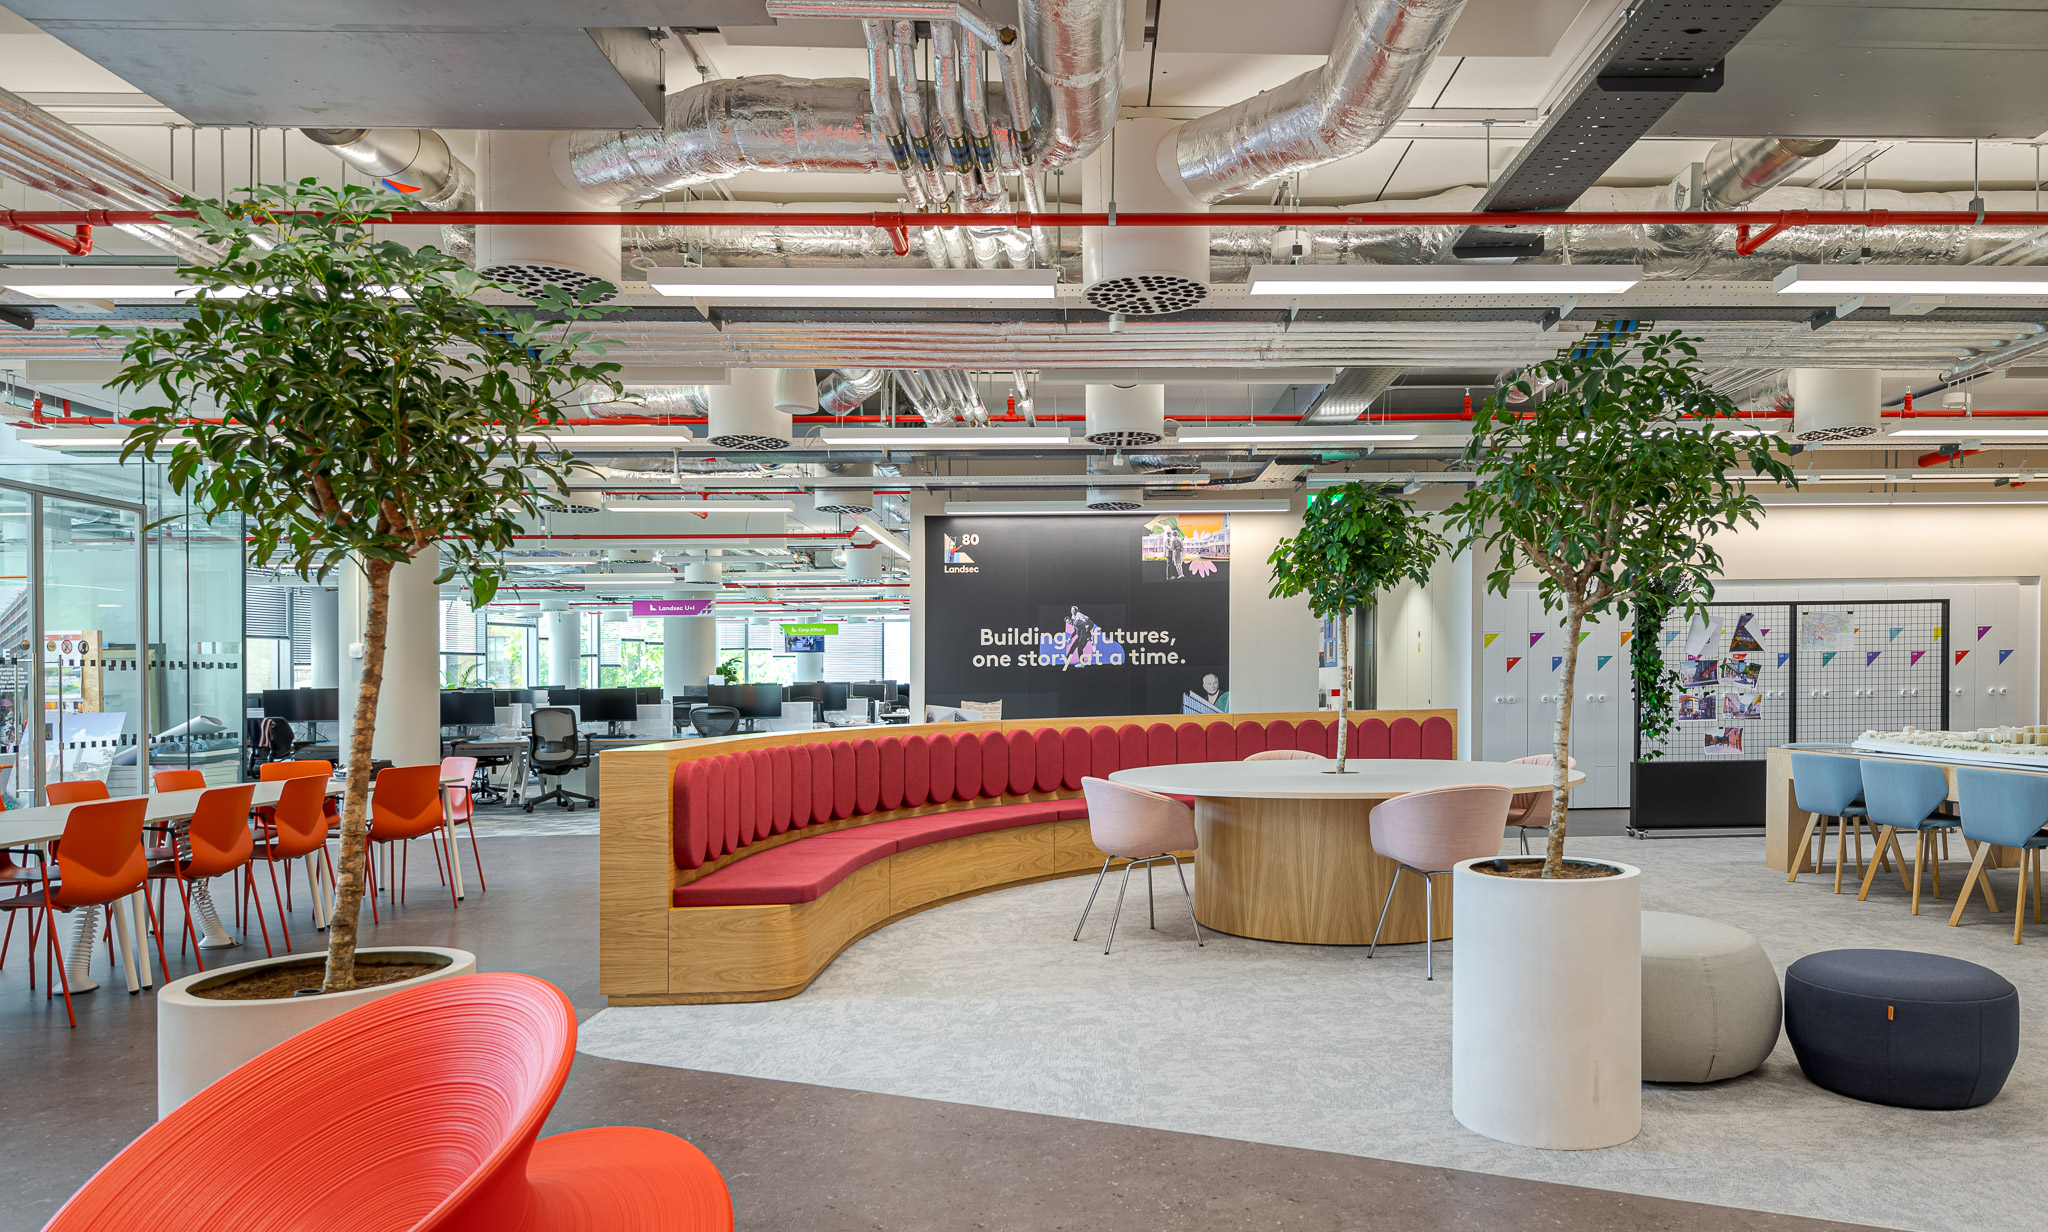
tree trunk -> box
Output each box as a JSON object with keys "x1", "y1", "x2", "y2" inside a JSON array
[
  {"x1": 322, "y1": 556, "x2": 393, "y2": 992},
  {"x1": 1334, "y1": 610, "x2": 1351, "y2": 772},
  {"x1": 1543, "y1": 602, "x2": 1585, "y2": 878}
]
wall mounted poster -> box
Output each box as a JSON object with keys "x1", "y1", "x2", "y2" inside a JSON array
[{"x1": 925, "y1": 514, "x2": 1232, "y2": 718}]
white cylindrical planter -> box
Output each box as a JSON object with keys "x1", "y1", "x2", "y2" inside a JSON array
[
  {"x1": 156, "y1": 946, "x2": 474, "y2": 1118},
  {"x1": 1451, "y1": 858, "x2": 1642, "y2": 1150}
]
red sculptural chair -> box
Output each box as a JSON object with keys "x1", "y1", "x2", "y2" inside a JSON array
[{"x1": 41, "y1": 972, "x2": 734, "y2": 1232}]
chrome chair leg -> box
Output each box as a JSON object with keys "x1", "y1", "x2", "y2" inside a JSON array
[
  {"x1": 1519, "y1": 828, "x2": 1530, "y2": 856},
  {"x1": 1147, "y1": 860, "x2": 1156, "y2": 929},
  {"x1": 1173, "y1": 857, "x2": 1204, "y2": 946},
  {"x1": 1369, "y1": 866, "x2": 1403, "y2": 958},
  {"x1": 1104, "y1": 862, "x2": 1135, "y2": 955},
  {"x1": 1424, "y1": 872, "x2": 1436, "y2": 981},
  {"x1": 1072, "y1": 858, "x2": 1113, "y2": 941}
]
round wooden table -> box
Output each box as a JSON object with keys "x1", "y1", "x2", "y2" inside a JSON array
[{"x1": 1106, "y1": 759, "x2": 1582, "y2": 946}]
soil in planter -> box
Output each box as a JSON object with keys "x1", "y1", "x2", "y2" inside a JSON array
[
  {"x1": 192, "y1": 961, "x2": 444, "y2": 1001},
  {"x1": 1472, "y1": 858, "x2": 1621, "y2": 880}
]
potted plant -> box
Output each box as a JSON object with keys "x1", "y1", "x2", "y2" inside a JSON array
[
  {"x1": 91, "y1": 182, "x2": 622, "y2": 1111},
  {"x1": 1267, "y1": 482, "x2": 1444, "y2": 771},
  {"x1": 1441, "y1": 331, "x2": 1794, "y2": 1148}
]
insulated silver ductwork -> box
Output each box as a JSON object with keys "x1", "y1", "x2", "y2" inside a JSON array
[
  {"x1": 0, "y1": 86, "x2": 222, "y2": 264},
  {"x1": 572, "y1": 385, "x2": 711, "y2": 418},
  {"x1": 1699, "y1": 137, "x2": 1840, "y2": 209},
  {"x1": 300, "y1": 128, "x2": 474, "y2": 209},
  {"x1": 1170, "y1": 0, "x2": 1468, "y2": 203},
  {"x1": 624, "y1": 182, "x2": 2048, "y2": 283},
  {"x1": 1303, "y1": 367, "x2": 1403, "y2": 423},
  {"x1": 895, "y1": 369, "x2": 988, "y2": 425},
  {"x1": 818, "y1": 368, "x2": 885, "y2": 415},
  {"x1": 564, "y1": 1, "x2": 1121, "y2": 205}
]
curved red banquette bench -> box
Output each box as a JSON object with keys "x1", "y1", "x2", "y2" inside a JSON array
[{"x1": 598, "y1": 710, "x2": 1455, "y2": 1005}]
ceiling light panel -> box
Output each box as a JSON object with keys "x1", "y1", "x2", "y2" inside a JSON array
[
  {"x1": 1247, "y1": 265, "x2": 1642, "y2": 297},
  {"x1": 1776, "y1": 265, "x2": 2048, "y2": 296},
  {"x1": 645, "y1": 268, "x2": 1058, "y2": 300}
]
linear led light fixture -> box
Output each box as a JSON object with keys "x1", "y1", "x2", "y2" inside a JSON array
[
  {"x1": 1775, "y1": 265, "x2": 2048, "y2": 296},
  {"x1": 0, "y1": 268, "x2": 235, "y2": 300},
  {"x1": 1886, "y1": 427, "x2": 2048, "y2": 438},
  {"x1": 544, "y1": 573, "x2": 681, "y2": 585},
  {"x1": 943, "y1": 498, "x2": 1295, "y2": 514},
  {"x1": 601, "y1": 500, "x2": 794, "y2": 513},
  {"x1": 819, "y1": 427, "x2": 1073, "y2": 447},
  {"x1": 1246, "y1": 265, "x2": 1642, "y2": 297},
  {"x1": 855, "y1": 518, "x2": 912, "y2": 558},
  {"x1": 645, "y1": 267, "x2": 1058, "y2": 300},
  {"x1": 1175, "y1": 426, "x2": 1420, "y2": 445}
]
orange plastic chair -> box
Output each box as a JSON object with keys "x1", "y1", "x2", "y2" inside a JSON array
[
  {"x1": 441, "y1": 755, "x2": 486, "y2": 894},
  {"x1": 253, "y1": 775, "x2": 331, "y2": 951},
  {"x1": 147, "y1": 784, "x2": 266, "y2": 968},
  {"x1": 368, "y1": 764, "x2": 455, "y2": 918},
  {"x1": 44, "y1": 780, "x2": 110, "y2": 806},
  {"x1": 1, "y1": 797, "x2": 161, "y2": 1027},
  {"x1": 40, "y1": 973, "x2": 734, "y2": 1230},
  {"x1": 151, "y1": 768, "x2": 207, "y2": 793}
]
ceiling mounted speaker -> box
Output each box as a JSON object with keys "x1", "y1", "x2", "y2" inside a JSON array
[
  {"x1": 473, "y1": 131, "x2": 620, "y2": 302},
  {"x1": 1085, "y1": 383, "x2": 1166, "y2": 448},
  {"x1": 707, "y1": 369, "x2": 795, "y2": 450},
  {"x1": 1789, "y1": 369, "x2": 1881, "y2": 442},
  {"x1": 1081, "y1": 119, "x2": 1210, "y2": 317}
]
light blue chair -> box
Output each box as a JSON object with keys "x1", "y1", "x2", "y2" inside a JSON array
[
  {"x1": 1951, "y1": 768, "x2": 2048, "y2": 944},
  {"x1": 1789, "y1": 752, "x2": 1877, "y2": 893},
  {"x1": 1856, "y1": 758, "x2": 1959, "y2": 914}
]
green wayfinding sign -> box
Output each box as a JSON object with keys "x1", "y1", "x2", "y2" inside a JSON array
[{"x1": 781, "y1": 622, "x2": 838, "y2": 636}]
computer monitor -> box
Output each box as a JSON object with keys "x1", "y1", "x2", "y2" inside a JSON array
[
  {"x1": 492, "y1": 689, "x2": 536, "y2": 706},
  {"x1": 850, "y1": 680, "x2": 898, "y2": 706},
  {"x1": 440, "y1": 691, "x2": 495, "y2": 726},
  {"x1": 815, "y1": 682, "x2": 849, "y2": 712},
  {"x1": 708, "y1": 683, "x2": 784, "y2": 720},
  {"x1": 634, "y1": 686, "x2": 665, "y2": 705},
  {"x1": 674, "y1": 686, "x2": 709, "y2": 704},
  {"x1": 263, "y1": 688, "x2": 339, "y2": 722},
  {"x1": 580, "y1": 688, "x2": 639, "y2": 724},
  {"x1": 546, "y1": 688, "x2": 581, "y2": 707}
]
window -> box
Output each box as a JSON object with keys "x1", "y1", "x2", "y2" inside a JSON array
[
  {"x1": 596, "y1": 615, "x2": 665, "y2": 687},
  {"x1": 486, "y1": 622, "x2": 533, "y2": 687}
]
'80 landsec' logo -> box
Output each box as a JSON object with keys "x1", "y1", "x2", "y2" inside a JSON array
[{"x1": 943, "y1": 532, "x2": 981, "y2": 574}]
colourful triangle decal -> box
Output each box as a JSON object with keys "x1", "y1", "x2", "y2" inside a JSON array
[
  {"x1": 1777, "y1": 652, "x2": 1790, "y2": 668},
  {"x1": 1530, "y1": 632, "x2": 1545, "y2": 647},
  {"x1": 1760, "y1": 628, "x2": 1771, "y2": 639},
  {"x1": 1866, "y1": 651, "x2": 1883, "y2": 666},
  {"x1": 1933, "y1": 625, "x2": 1943, "y2": 640},
  {"x1": 1956, "y1": 650, "x2": 1970, "y2": 665},
  {"x1": 1888, "y1": 627, "x2": 1903, "y2": 642},
  {"x1": 1578, "y1": 631, "x2": 1592, "y2": 644},
  {"x1": 1484, "y1": 632, "x2": 1499, "y2": 648},
  {"x1": 1619, "y1": 631, "x2": 1634, "y2": 646},
  {"x1": 1910, "y1": 650, "x2": 1926, "y2": 666},
  {"x1": 2000, "y1": 649, "x2": 2015, "y2": 664},
  {"x1": 1551, "y1": 656, "x2": 1563, "y2": 672},
  {"x1": 1505, "y1": 657, "x2": 1522, "y2": 672},
  {"x1": 1979, "y1": 625, "x2": 1993, "y2": 640},
  {"x1": 1666, "y1": 630, "x2": 1680, "y2": 645},
  {"x1": 1821, "y1": 652, "x2": 1837, "y2": 667},
  {"x1": 1597, "y1": 655, "x2": 1613, "y2": 670},
  {"x1": 379, "y1": 177, "x2": 423, "y2": 194}
]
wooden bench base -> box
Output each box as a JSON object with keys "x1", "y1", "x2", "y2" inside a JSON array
[{"x1": 615, "y1": 819, "x2": 1117, "y2": 1005}]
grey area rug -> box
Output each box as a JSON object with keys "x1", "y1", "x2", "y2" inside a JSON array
[
  {"x1": 467, "y1": 808, "x2": 601, "y2": 837},
  {"x1": 578, "y1": 834, "x2": 2046, "y2": 1232}
]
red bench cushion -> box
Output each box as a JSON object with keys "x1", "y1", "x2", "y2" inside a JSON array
[
  {"x1": 671, "y1": 832, "x2": 901, "y2": 907},
  {"x1": 847, "y1": 801, "x2": 1067, "y2": 851}
]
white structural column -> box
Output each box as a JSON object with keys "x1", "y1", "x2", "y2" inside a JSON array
[
  {"x1": 339, "y1": 545, "x2": 443, "y2": 769},
  {"x1": 307, "y1": 586, "x2": 340, "y2": 688},
  {"x1": 544, "y1": 603, "x2": 582, "y2": 690},
  {"x1": 663, "y1": 615, "x2": 716, "y2": 694}
]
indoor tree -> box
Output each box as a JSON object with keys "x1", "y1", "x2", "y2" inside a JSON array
[
  {"x1": 1268, "y1": 482, "x2": 1445, "y2": 772},
  {"x1": 1445, "y1": 331, "x2": 1795, "y2": 876},
  {"x1": 95, "y1": 181, "x2": 622, "y2": 990}
]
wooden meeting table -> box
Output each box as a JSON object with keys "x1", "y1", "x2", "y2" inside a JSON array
[
  {"x1": 0, "y1": 769, "x2": 467, "y2": 996},
  {"x1": 1107, "y1": 759, "x2": 1580, "y2": 946}
]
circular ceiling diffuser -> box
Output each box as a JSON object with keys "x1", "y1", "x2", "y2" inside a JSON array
[
  {"x1": 1793, "y1": 423, "x2": 1879, "y2": 443},
  {"x1": 813, "y1": 497, "x2": 875, "y2": 514},
  {"x1": 1084, "y1": 273, "x2": 1208, "y2": 316},
  {"x1": 1085, "y1": 493, "x2": 1144, "y2": 511},
  {"x1": 704, "y1": 432, "x2": 790, "y2": 451},
  {"x1": 478, "y1": 261, "x2": 617, "y2": 302}
]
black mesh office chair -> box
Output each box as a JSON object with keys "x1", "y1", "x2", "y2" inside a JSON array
[
  {"x1": 525, "y1": 706, "x2": 595, "y2": 812},
  {"x1": 690, "y1": 706, "x2": 740, "y2": 738}
]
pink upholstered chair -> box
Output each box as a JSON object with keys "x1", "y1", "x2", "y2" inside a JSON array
[
  {"x1": 1368, "y1": 783, "x2": 1514, "y2": 979},
  {"x1": 1244, "y1": 749, "x2": 1325, "y2": 762},
  {"x1": 1075, "y1": 777, "x2": 1204, "y2": 954},
  {"x1": 1504, "y1": 754, "x2": 1576, "y2": 854}
]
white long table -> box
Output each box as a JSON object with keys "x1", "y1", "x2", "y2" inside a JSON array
[{"x1": 1, "y1": 771, "x2": 466, "y2": 996}]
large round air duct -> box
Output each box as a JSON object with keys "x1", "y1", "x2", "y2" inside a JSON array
[
  {"x1": 1081, "y1": 118, "x2": 1210, "y2": 316},
  {"x1": 1084, "y1": 383, "x2": 1166, "y2": 448},
  {"x1": 843, "y1": 544, "x2": 884, "y2": 581},
  {"x1": 1789, "y1": 369, "x2": 1881, "y2": 442},
  {"x1": 707, "y1": 369, "x2": 796, "y2": 450},
  {"x1": 1085, "y1": 455, "x2": 1140, "y2": 510},
  {"x1": 814, "y1": 462, "x2": 876, "y2": 515},
  {"x1": 684, "y1": 558, "x2": 724, "y2": 585},
  {"x1": 474, "y1": 131, "x2": 621, "y2": 301}
]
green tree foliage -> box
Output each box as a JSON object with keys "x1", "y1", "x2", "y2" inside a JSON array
[
  {"x1": 1268, "y1": 484, "x2": 1445, "y2": 770},
  {"x1": 90, "y1": 181, "x2": 625, "y2": 988},
  {"x1": 1445, "y1": 332, "x2": 1796, "y2": 875}
]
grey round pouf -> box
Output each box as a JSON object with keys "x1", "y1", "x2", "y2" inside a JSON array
[{"x1": 1641, "y1": 912, "x2": 1782, "y2": 1083}]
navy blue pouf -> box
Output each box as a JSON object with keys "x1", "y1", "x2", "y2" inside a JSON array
[{"x1": 1784, "y1": 949, "x2": 2019, "y2": 1110}]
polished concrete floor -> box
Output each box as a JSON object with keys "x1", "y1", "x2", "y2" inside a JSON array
[{"x1": 0, "y1": 826, "x2": 1878, "y2": 1232}]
